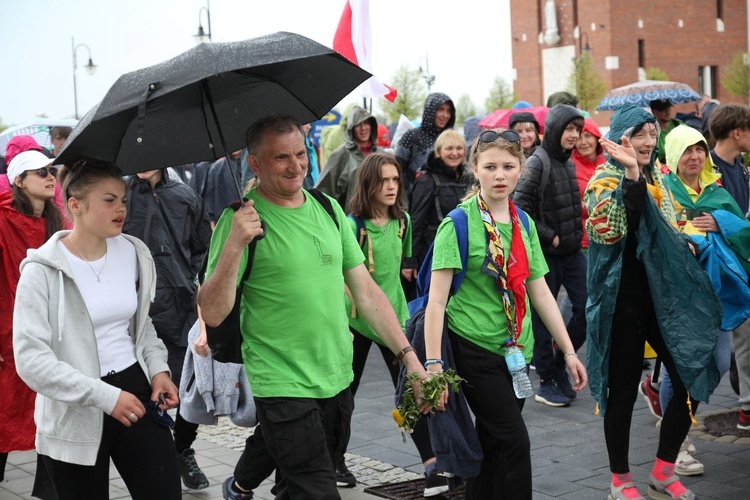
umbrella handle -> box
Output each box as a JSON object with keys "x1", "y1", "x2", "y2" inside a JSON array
[{"x1": 256, "y1": 220, "x2": 266, "y2": 241}]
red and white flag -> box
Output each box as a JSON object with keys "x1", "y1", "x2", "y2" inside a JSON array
[{"x1": 333, "y1": 0, "x2": 397, "y2": 102}]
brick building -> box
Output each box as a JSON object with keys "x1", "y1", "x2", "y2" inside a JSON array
[{"x1": 510, "y1": 0, "x2": 749, "y2": 119}]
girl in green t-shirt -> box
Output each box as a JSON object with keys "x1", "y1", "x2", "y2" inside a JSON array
[
  {"x1": 344, "y1": 153, "x2": 447, "y2": 496},
  {"x1": 423, "y1": 130, "x2": 588, "y2": 499}
]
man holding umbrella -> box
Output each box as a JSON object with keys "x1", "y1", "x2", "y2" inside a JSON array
[{"x1": 198, "y1": 115, "x2": 429, "y2": 498}]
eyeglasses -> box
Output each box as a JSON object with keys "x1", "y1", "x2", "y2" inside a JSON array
[
  {"x1": 29, "y1": 166, "x2": 59, "y2": 178},
  {"x1": 478, "y1": 129, "x2": 521, "y2": 144}
]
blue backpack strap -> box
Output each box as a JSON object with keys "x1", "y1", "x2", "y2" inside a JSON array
[
  {"x1": 448, "y1": 207, "x2": 469, "y2": 294},
  {"x1": 411, "y1": 208, "x2": 469, "y2": 312},
  {"x1": 516, "y1": 206, "x2": 530, "y2": 236},
  {"x1": 347, "y1": 214, "x2": 367, "y2": 248}
]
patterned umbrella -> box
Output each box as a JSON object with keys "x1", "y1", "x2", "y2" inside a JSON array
[
  {"x1": 597, "y1": 80, "x2": 701, "y2": 111},
  {"x1": 0, "y1": 119, "x2": 78, "y2": 156}
]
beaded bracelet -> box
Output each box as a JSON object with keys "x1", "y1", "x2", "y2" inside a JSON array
[
  {"x1": 424, "y1": 359, "x2": 445, "y2": 369},
  {"x1": 564, "y1": 352, "x2": 579, "y2": 360}
]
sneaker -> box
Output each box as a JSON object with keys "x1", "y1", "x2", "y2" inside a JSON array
[
  {"x1": 535, "y1": 380, "x2": 571, "y2": 407},
  {"x1": 674, "y1": 450, "x2": 704, "y2": 476},
  {"x1": 646, "y1": 474, "x2": 695, "y2": 499},
  {"x1": 178, "y1": 448, "x2": 209, "y2": 490},
  {"x1": 738, "y1": 409, "x2": 750, "y2": 431},
  {"x1": 222, "y1": 476, "x2": 253, "y2": 499},
  {"x1": 444, "y1": 472, "x2": 465, "y2": 491},
  {"x1": 423, "y1": 468, "x2": 449, "y2": 497},
  {"x1": 639, "y1": 374, "x2": 662, "y2": 418},
  {"x1": 335, "y1": 459, "x2": 356, "y2": 488},
  {"x1": 554, "y1": 371, "x2": 577, "y2": 399}
]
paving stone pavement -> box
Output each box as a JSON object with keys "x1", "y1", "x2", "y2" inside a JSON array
[{"x1": 2, "y1": 343, "x2": 749, "y2": 498}]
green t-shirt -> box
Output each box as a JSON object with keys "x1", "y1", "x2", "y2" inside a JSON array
[
  {"x1": 206, "y1": 188, "x2": 364, "y2": 398},
  {"x1": 346, "y1": 215, "x2": 412, "y2": 344},
  {"x1": 431, "y1": 197, "x2": 548, "y2": 362}
]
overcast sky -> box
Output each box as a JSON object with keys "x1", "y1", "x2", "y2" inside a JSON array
[{"x1": 1, "y1": 0, "x2": 513, "y2": 126}]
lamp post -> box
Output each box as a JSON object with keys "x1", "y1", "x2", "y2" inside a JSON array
[
  {"x1": 419, "y1": 54, "x2": 435, "y2": 93},
  {"x1": 194, "y1": 1, "x2": 212, "y2": 43},
  {"x1": 579, "y1": 32, "x2": 591, "y2": 58},
  {"x1": 71, "y1": 37, "x2": 97, "y2": 120}
]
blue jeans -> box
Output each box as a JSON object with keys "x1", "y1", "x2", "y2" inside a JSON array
[{"x1": 660, "y1": 330, "x2": 732, "y2": 410}]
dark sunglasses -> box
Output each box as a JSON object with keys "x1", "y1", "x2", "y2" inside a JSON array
[
  {"x1": 478, "y1": 130, "x2": 521, "y2": 144},
  {"x1": 27, "y1": 166, "x2": 59, "y2": 178}
]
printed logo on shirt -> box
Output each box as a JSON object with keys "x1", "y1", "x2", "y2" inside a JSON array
[{"x1": 314, "y1": 236, "x2": 332, "y2": 265}]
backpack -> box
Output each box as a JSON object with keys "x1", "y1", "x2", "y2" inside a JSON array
[
  {"x1": 348, "y1": 214, "x2": 408, "y2": 248},
  {"x1": 201, "y1": 189, "x2": 338, "y2": 363},
  {"x1": 406, "y1": 206, "x2": 530, "y2": 317}
]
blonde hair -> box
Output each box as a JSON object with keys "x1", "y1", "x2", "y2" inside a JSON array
[
  {"x1": 434, "y1": 129, "x2": 466, "y2": 158},
  {"x1": 463, "y1": 129, "x2": 525, "y2": 200}
]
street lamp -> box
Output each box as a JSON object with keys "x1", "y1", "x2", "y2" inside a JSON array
[
  {"x1": 419, "y1": 54, "x2": 435, "y2": 93},
  {"x1": 194, "y1": 2, "x2": 212, "y2": 43},
  {"x1": 71, "y1": 37, "x2": 97, "y2": 120},
  {"x1": 579, "y1": 32, "x2": 591, "y2": 58}
]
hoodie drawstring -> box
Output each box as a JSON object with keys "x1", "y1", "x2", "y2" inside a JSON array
[{"x1": 57, "y1": 270, "x2": 65, "y2": 341}]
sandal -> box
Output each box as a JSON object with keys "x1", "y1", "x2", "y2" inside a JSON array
[
  {"x1": 679, "y1": 437, "x2": 696, "y2": 455},
  {"x1": 647, "y1": 474, "x2": 696, "y2": 499},
  {"x1": 674, "y1": 450, "x2": 703, "y2": 476},
  {"x1": 609, "y1": 480, "x2": 645, "y2": 500}
]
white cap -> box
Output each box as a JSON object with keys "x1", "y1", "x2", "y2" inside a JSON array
[{"x1": 6, "y1": 150, "x2": 54, "y2": 184}]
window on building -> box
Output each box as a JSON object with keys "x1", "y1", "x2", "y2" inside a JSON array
[
  {"x1": 717, "y1": 0, "x2": 723, "y2": 19},
  {"x1": 638, "y1": 39, "x2": 645, "y2": 68},
  {"x1": 698, "y1": 65, "x2": 718, "y2": 97}
]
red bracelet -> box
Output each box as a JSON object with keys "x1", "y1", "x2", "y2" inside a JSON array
[{"x1": 392, "y1": 345, "x2": 416, "y2": 365}]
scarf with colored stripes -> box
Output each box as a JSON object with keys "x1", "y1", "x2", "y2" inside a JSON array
[{"x1": 477, "y1": 195, "x2": 530, "y2": 346}]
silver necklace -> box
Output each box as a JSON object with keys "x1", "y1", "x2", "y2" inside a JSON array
[{"x1": 68, "y1": 235, "x2": 107, "y2": 282}]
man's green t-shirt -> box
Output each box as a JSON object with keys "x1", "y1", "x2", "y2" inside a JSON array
[
  {"x1": 431, "y1": 197, "x2": 548, "y2": 362},
  {"x1": 206, "y1": 188, "x2": 364, "y2": 398},
  {"x1": 346, "y1": 215, "x2": 412, "y2": 344}
]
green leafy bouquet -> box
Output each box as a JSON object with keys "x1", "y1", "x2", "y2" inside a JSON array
[{"x1": 392, "y1": 369, "x2": 465, "y2": 443}]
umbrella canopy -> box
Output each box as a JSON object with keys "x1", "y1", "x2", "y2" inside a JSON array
[
  {"x1": 55, "y1": 31, "x2": 371, "y2": 175},
  {"x1": 0, "y1": 119, "x2": 78, "y2": 156},
  {"x1": 478, "y1": 106, "x2": 549, "y2": 134},
  {"x1": 597, "y1": 80, "x2": 701, "y2": 111}
]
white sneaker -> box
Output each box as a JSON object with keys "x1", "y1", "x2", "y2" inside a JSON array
[{"x1": 675, "y1": 450, "x2": 704, "y2": 476}]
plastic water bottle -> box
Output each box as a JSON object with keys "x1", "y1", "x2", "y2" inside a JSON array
[{"x1": 505, "y1": 345, "x2": 534, "y2": 399}]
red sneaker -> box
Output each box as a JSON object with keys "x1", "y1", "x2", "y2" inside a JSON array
[
  {"x1": 639, "y1": 374, "x2": 662, "y2": 419},
  {"x1": 738, "y1": 409, "x2": 750, "y2": 431}
]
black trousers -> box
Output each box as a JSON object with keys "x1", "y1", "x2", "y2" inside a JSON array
[
  {"x1": 233, "y1": 424, "x2": 278, "y2": 491},
  {"x1": 350, "y1": 328, "x2": 434, "y2": 464},
  {"x1": 255, "y1": 389, "x2": 353, "y2": 500},
  {"x1": 449, "y1": 331, "x2": 531, "y2": 500},
  {"x1": 531, "y1": 250, "x2": 588, "y2": 381},
  {"x1": 604, "y1": 287, "x2": 698, "y2": 473},
  {"x1": 41, "y1": 363, "x2": 180, "y2": 499}
]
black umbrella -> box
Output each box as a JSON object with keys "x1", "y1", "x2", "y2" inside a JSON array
[{"x1": 55, "y1": 31, "x2": 370, "y2": 195}]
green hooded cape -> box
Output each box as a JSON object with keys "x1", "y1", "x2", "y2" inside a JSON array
[{"x1": 584, "y1": 105, "x2": 721, "y2": 415}]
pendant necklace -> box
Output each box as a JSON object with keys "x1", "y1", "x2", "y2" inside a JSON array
[{"x1": 69, "y1": 235, "x2": 107, "y2": 282}]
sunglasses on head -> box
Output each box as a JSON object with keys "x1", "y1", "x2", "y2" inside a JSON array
[
  {"x1": 28, "y1": 166, "x2": 59, "y2": 178},
  {"x1": 478, "y1": 129, "x2": 521, "y2": 144}
]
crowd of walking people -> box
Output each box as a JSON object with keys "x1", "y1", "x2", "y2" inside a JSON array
[{"x1": 1, "y1": 86, "x2": 749, "y2": 500}]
